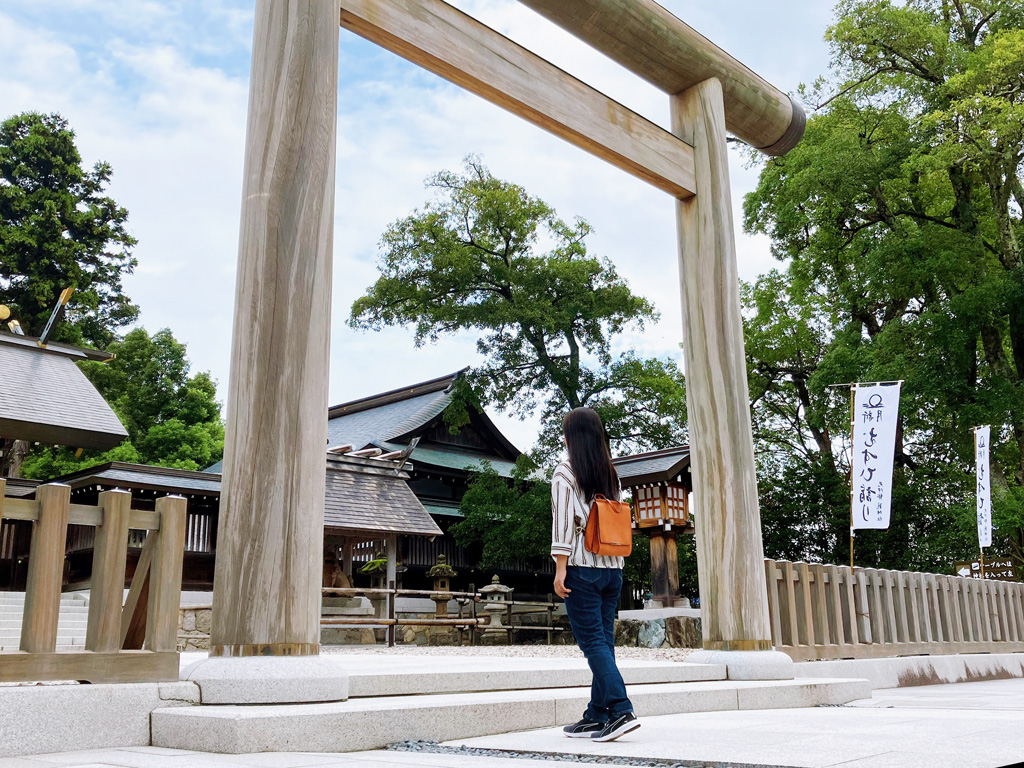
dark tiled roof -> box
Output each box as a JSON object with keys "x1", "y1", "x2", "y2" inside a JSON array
[
  {"x1": 1, "y1": 477, "x2": 41, "y2": 498},
  {"x1": 0, "y1": 337, "x2": 128, "y2": 450},
  {"x1": 613, "y1": 446, "x2": 691, "y2": 486},
  {"x1": 51, "y1": 462, "x2": 223, "y2": 495},
  {"x1": 324, "y1": 461, "x2": 442, "y2": 537}
]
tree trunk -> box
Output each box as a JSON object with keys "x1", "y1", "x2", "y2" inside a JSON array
[{"x1": 1, "y1": 439, "x2": 30, "y2": 478}]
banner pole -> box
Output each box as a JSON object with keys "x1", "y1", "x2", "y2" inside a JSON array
[
  {"x1": 981, "y1": 549, "x2": 986, "y2": 580},
  {"x1": 849, "y1": 384, "x2": 856, "y2": 568}
]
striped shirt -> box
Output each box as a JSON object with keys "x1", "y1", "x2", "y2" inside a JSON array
[{"x1": 550, "y1": 460, "x2": 625, "y2": 569}]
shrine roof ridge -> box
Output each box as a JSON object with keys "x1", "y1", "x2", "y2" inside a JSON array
[{"x1": 327, "y1": 367, "x2": 469, "y2": 418}]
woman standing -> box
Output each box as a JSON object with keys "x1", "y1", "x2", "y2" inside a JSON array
[{"x1": 552, "y1": 407, "x2": 639, "y2": 742}]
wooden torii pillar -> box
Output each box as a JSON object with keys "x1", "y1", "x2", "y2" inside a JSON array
[{"x1": 212, "y1": 0, "x2": 804, "y2": 659}]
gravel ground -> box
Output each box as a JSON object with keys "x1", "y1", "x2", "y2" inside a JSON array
[
  {"x1": 321, "y1": 644, "x2": 696, "y2": 662},
  {"x1": 387, "y1": 741, "x2": 759, "y2": 767}
]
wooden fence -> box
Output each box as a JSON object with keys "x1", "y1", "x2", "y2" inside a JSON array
[
  {"x1": 765, "y1": 558, "x2": 1024, "y2": 661},
  {"x1": 0, "y1": 480, "x2": 186, "y2": 683}
]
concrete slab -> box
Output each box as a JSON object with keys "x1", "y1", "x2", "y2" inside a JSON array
[
  {"x1": 0, "y1": 682, "x2": 198, "y2": 758},
  {"x1": 443, "y1": 678, "x2": 1024, "y2": 768},
  {"x1": 150, "y1": 678, "x2": 869, "y2": 754}
]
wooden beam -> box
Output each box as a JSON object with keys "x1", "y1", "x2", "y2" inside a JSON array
[
  {"x1": 0, "y1": 651, "x2": 178, "y2": 684},
  {"x1": 340, "y1": 0, "x2": 696, "y2": 199},
  {"x1": 517, "y1": 0, "x2": 805, "y2": 156},
  {"x1": 121, "y1": 531, "x2": 156, "y2": 650}
]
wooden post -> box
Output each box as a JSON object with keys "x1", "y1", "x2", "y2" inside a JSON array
[
  {"x1": 210, "y1": 0, "x2": 339, "y2": 657},
  {"x1": 21, "y1": 484, "x2": 70, "y2": 653},
  {"x1": 649, "y1": 530, "x2": 680, "y2": 607},
  {"x1": 343, "y1": 539, "x2": 354, "y2": 580},
  {"x1": 147, "y1": 496, "x2": 187, "y2": 652},
  {"x1": 670, "y1": 77, "x2": 772, "y2": 651},
  {"x1": 86, "y1": 489, "x2": 131, "y2": 652}
]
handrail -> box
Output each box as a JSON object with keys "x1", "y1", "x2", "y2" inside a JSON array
[{"x1": 2, "y1": 496, "x2": 162, "y2": 530}]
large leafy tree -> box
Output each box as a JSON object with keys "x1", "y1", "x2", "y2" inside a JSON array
[
  {"x1": 0, "y1": 112, "x2": 138, "y2": 347},
  {"x1": 22, "y1": 328, "x2": 224, "y2": 477},
  {"x1": 743, "y1": 0, "x2": 1024, "y2": 569},
  {"x1": 350, "y1": 157, "x2": 687, "y2": 459}
]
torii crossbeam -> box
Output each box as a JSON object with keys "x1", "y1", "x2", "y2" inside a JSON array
[{"x1": 210, "y1": 0, "x2": 805, "y2": 658}]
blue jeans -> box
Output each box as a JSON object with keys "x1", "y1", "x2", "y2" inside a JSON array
[{"x1": 563, "y1": 566, "x2": 633, "y2": 722}]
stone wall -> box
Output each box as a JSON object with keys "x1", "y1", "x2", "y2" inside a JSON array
[
  {"x1": 614, "y1": 615, "x2": 701, "y2": 649},
  {"x1": 178, "y1": 607, "x2": 212, "y2": 651}
]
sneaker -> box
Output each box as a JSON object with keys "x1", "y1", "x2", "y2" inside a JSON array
[
  {"x1": 562, "y1": 718, "x2": 604, "y2": 738},
  {"x1": 591, "y1": 712, "x2": 640, "y2": 742}
]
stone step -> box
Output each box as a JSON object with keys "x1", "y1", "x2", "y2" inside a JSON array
[
  {"x1": 345, "y1": 658, "x2": 726, "y2": 698},
  {"x1": 0, "y1": 601, "x2": 87, "y2": 608},
  {"x1": 0, "y1": 618, "x2": 89, "y2": 627},
  {"x1": 151, "y1": 677, "x2": 872, "y2": 754}
]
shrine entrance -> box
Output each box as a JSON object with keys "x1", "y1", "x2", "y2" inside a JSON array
[{"x1": 211, "y1": 0, "x2": 805, "y2": 658}]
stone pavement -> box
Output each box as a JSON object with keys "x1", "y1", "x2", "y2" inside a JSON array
[{"x1": 6, "y1": 678, "x2": 1024, "y2": 768}]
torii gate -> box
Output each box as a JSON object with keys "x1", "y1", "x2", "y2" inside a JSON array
[{"x1": 210, "y1": 0, "x2": 804, "y2": 659}]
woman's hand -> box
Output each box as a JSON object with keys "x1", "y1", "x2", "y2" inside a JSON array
[
  {"x1": 554, "y1": 571, "x2": 571, "y2": 599},
  {"x1": 554, "y1": 555, "x2": 571, "y2": 599}
]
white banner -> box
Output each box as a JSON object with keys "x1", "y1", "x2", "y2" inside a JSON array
[
  {"x1": 976, "y1": 425, "x2": 992, "y2": 549},
  {"x1": 851, "y1": 383, "x2": 901, "y2": 530}
]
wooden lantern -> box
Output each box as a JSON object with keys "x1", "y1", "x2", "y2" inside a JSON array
[{"x1": 614, "y1": 447, "x2": 693, "y2": 609}]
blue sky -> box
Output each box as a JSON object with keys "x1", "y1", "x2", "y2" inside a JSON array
[{"x1": 0, "y1": 0, "x2": 836, "y2": 452}]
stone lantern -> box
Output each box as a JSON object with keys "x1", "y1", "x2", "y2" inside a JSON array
[
  {"x1": 427, "y1": 554, "x2": 457, "y2": 617},
  {"x1": 478, "y1": 574, "x2": 514, "y2": 642}
]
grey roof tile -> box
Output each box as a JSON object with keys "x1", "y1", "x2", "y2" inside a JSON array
[
  {"x1": 0, "y1": 342, "x2": 127, "y2": 450},
  {"x1": 324, "y1": 465, "x2": 442, "y2": 537},
  {"x1": 613, "y1": 447, "x2": 691, "y2": 484},
  {"x1": 326, "y1": 389, "x2": 452, "y2": 450}
]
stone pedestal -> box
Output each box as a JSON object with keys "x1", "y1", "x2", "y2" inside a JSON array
[
  {"x1": 181, "y1": 656, "x2": 349, "y2": 704},
  {"x1": 685, "y1": 649, "x2": 794, "y2": 681},
  {"x1": 321, "y1": 596, "x2": 373, "y2": 616}
]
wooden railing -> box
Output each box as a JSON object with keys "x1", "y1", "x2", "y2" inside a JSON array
[
  {"x1": 765, "y1": 558, "x2": 1024, "y2": 662},
  {"x1": 0, "y1": 480, "x2": 186, "y2": 683},
  {"x1": 322, "y1": 584, "x2": 483, "y2": 646},
  {"x1": 320, "y1": 585, "x2": 565, "y2": 646}
]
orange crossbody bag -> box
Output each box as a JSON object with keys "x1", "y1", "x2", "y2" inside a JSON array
[{"x1": 583, "y1": 494, "x2": 633, "y2": 557}]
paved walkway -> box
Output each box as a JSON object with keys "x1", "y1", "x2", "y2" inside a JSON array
[{"x1": 5, "y1": 678, "x2": 1024, "y2": 768}]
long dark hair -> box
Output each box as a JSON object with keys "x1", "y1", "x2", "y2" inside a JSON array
[{"x1": 563, "y1": 407, "x2": 619, "y2": 501}]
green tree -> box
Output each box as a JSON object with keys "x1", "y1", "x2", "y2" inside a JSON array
[
  {"x1": 743, "y1": 0, "x2": 1024, "y2": 569},
  {"x1": 22, "y1": 328, "x2": 224, "y2": 477},
  {"x1": 350, "y1": 157, "x2": 687, "y2": 460},
  {"x1": 451, "y1": 458, "x2": 551, "y2": 570},
  {"x1": 0, "y1": 112, "x2": 138, "y2": 347}
]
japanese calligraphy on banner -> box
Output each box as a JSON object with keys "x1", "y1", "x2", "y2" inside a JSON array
[
  {"x1": 851, "y1": 383, "x2": 901, "y2": 530},
  {"x1": 976, "y1": 425, "x2": 992, "y2": 549}
]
